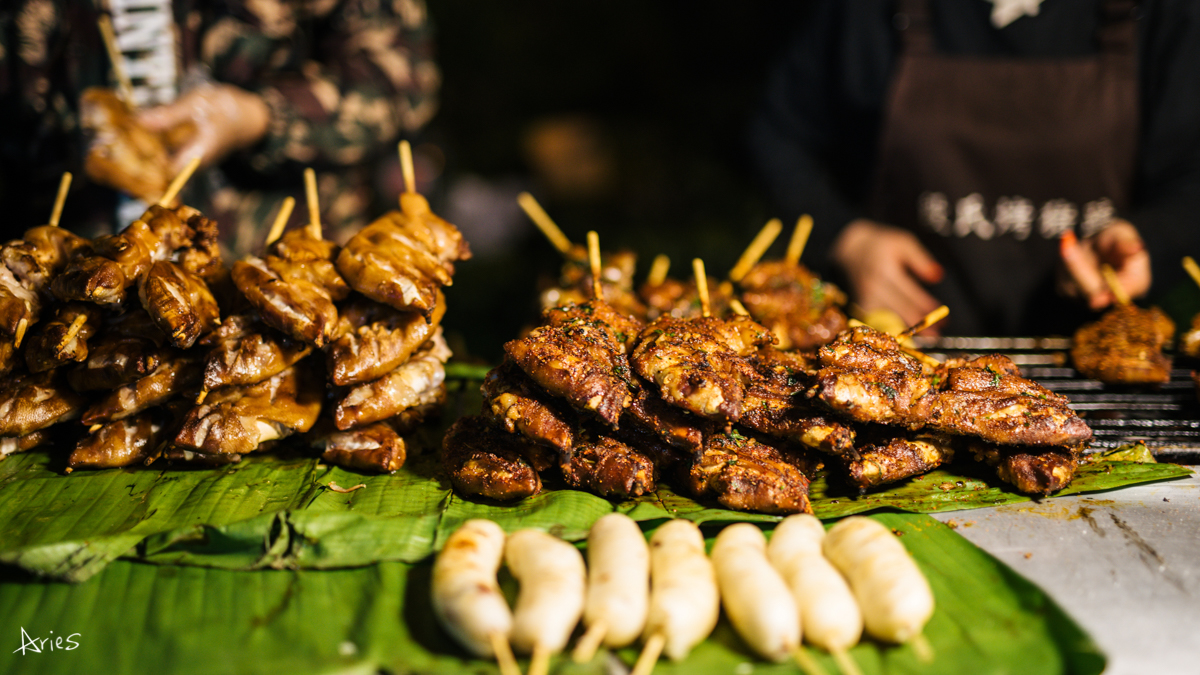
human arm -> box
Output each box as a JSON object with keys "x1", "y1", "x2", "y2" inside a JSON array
[
  {"x1": 832, "y1": 219, "x2": 945, "y2": 329},
  {"x1": 1059, "y1": 221, "x2": 1151, "y2": 309}
]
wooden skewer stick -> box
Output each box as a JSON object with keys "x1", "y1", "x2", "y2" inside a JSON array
[
  {"x1": 398, "y1": 140, "x2": 416, "y2": 194},
  {"x1": 13, "y1": 318, "x2": 28, "y2": 349},
  {"x1": 1100, "y1": 264, "x2": 1130, "y2": 306},
  {"x1": 88, "y1": 424, "x2": 102, "y2": 433},
  {"x1": 728, "y1": 218, "x2": 783, "y2": 283},
  {"x1": 646, "y1": 254, "x2": 671, "y2": 287},
  {"x1": 1183, "y1": 257, "x2": 1200, "y2": 290},
  {"x1": 571, "y1": 620, "x2": 607, "y2": 663},
  {"x1": 693, "y1": 259, "x2": 711, "y2": 318},
  {"x1": 97, "y1": 15, "x2": 136, "y2": 105},
  {"x1": 912, "y1": 633, "x2": 935, "y2": 664},
  {"x1": 488, "y1": 632, "x2": 521, "y2": 675},
  {"x1": 517, "y1": 192, "x2": 574, "y2": 256},
  {"x1": 729, "y1": 298, "x2": 750, "y2": 316},
  {"x1": 528, "y1": 643, "x2": 552, "y2": 675},
  {"x1": 304, "y1": 168, "x2": 322, "y2": 239},
  {"x1": 194, "y1": 390, "x2": 208, "y2": 405},
  {"x1": 785, "y1": 214, "x2": 813, "y2": 266},
  {"x1": 49, "y1": 172, "x2": 72, "y2": 227},
  {"x1": 157, "y1": 156, "x2": 202, "y2": 208},
  {"x1": 898, "y1": 305, "x2": 949, "y2": 338},
  {"x1": 791, "y1": 644, "x2": 831, "y2": 675},
  {"x1": 264, "y1": 197, "x2": 296, "y2": 247},
  {"x1": 58, "y1": 314, "x2": 88, "y2": 352},
  {"x1": 833, "y1": 649, "x2": 865, "y2": 675},
  {"x1": 630, "y1": 632, "x2": 666, "y2": 675},
  {"x1": 587, "y1": 231, "x2": 604, "y2": 300}
]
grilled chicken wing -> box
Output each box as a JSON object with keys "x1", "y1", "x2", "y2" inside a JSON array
[
  {"x1": 685, "y1": 433, "x2": 813, "y2": 515},
  {"x1": 560, "y1": 434, "x2": 657, "y2": 499},
  {"x1": 737, "y1": 260, "x2": 848, "y2": 350},
  {"x1": 481, "y1": 361, "x2": 578, "y2": 458},
  {"x1": 843, "y1": 430, "x2": 955, "y2": 489},
  {"x1": 811, "y1": 326, "x2": 936, "y2": 427},
  {"x1": 442, "y1": 416, "x2": 541, "y2": 501}
]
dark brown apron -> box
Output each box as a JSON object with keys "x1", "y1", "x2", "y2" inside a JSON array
[{"x1": 870, "y1": 0, "x2": 1139, "y2": 335}]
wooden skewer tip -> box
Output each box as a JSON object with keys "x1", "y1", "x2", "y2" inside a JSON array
[
  {"x1": 98, "y1": 15, "x2": 135, "y2": 105},
  {"x1": 911, "y1": 634, "x2": 935, "y2": 664},
  {"x1": 786, "y1": 213, "x2": 814, "y2": 266},
  {"x1": 791, "y1": 644, "x2": 831, "y2": 675},
  {"x1": 303, "y1": 168, "x2": 322, "y2": 238},
  {"x1": 647, "y1": 254, "x2": 671, "y2": 287},
  {"x1": 59, "y1": 314, "x2": 88, "y2": 351},
  {"x1": 488, "y1": 632, "x2": 521, "y2": 675},
  {"x1": 587, "y1": 231, "x2": 603, "y2": 300},
  {"x1": 693, "y1": 258, "x2": 712, "y2": 318},
  {"x1": 398, "y1": 140, "x2": 416, "y2": 194},
  {"x1": 1182, "y1": 256, "x2": 1200, "y2": 290},
  {"x1": 899, "y1": 305, "x2": 950, "y2": 337},
  {"x1": 157, "y1": 155, "x2": 202, "y2": 207},
  {"x1": 517, "y1": 192, "x2": 573, "y2": 256},
  {"x1": 1100, "y1": 264, "x2": 1130, "y2": 306},
  {"x1": 88, "y1": 424, "x2": 102, "y2": 433},
  {"x1": 729, "y1": 218, "x2": 783, "y2": 282},
  {"x1": 13, "y1": 317, "x2": 28, "y2": 348},
  {"x1": 571, "y1": 621, "x2": 608, "y2": 664},
  {"x1": 833, "y1": 649, "x2": 865, "y2": 675},
  {"x1": 49, "y1": 172, "x2": 73, "y2": 227},
  {"x1": 265, "y1": 197, "x2": 296, "y2": 247},
  {"x1": 729, "y1": 297, "x2": 749, "y2": 316},
  {"x1": 630, "y1": 633, "x2": 666, "y2": 675},
  {"x1": 528, "y1": 643, "x2": 552, "y2": 675}
]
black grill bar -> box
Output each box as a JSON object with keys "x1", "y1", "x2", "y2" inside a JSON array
[{"x1": 914, "y1": 336, "x2": 1200, "y2": 460}]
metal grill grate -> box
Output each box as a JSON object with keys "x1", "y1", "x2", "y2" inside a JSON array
[{"x1": 913, "y1": 336, "x2": 1200, "y2": 462}]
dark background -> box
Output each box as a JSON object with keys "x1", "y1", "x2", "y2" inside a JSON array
[{"x1": 422, "y1": 1, "x2": 812, "y2": 361}]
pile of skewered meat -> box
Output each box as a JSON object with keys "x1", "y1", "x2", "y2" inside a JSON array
[
  {"x1": 0, "y1": 179, "x2": 470, "y2": 474},
  {"x1": 1071, "y1": 303, "x2": 1175, "y2": 385},
  {"x1": 444, "y1": 300, "x2": 1093, "y2": 512}
]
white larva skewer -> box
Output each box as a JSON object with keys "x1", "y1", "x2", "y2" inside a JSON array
[
  {"x1": 823, "y1": 517, "x2": 935, "y2": 646},
  {"x1": 769, "y1": 515, "x2": 864, "y2": 675},
  {"x1": 711, "y1": 523, "x2": 800, "y2": 663},
  {"x1": 640, "y1": 519, "x2": 719, "y2": 664},
  {"x1": 430, "y1": 519, "x2": 519, "y2": 675},
  {"x1": 506, "y1": 528, "x2": 587, "y2": 675},
  {"x1": 573, "y1": 513, "x2": 650, "y2": 663}
]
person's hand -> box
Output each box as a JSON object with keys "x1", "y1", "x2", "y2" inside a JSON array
[
  {"x1": 137, "y1": 84, "x2": 270, "y2": 173},
  {"x1": 1059, "y1": 220, "x2": 1150, "y2": 310},
  {"x1": 832, "y1": 218, "x2": 945, "y2": 332}
]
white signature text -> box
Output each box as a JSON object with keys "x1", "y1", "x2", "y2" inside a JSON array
[{"x1": 13, "y1": 628, "x2": 80, "y2": 654}]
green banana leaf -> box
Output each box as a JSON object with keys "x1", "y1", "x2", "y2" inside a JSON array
[
  {"x1": 0, "y1": 441, "x2": 1190, "y2": 580},
  {"x1": 0, "y1": 513, "x2": 1104, "y2": 675}
]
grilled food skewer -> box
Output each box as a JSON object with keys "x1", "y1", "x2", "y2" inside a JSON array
[
  {"x1": 519, "y1": 192, "x2": 574, "y2": 256},
  {"x1": 729, "y1": 218, "x2": 783, "y2": 283},
  {"x1": 898, "y1": 305, "x2": 949, "y2": 338},
  {"x1": 693, "y1": 259, "x2": 711, "y2": 318},
  {"x1": 49, "y1": 172, "x2": 72, "y2": 228},
  {"x1": 1100, "y1": 263, "x2": 1131, "y2": 306},
  {"x1": 157, "y1": 156, "x2": 201, "y2": 208}
]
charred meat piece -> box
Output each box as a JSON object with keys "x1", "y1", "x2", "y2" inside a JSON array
[
  {"x1": 198, "y1": 315, "x2": 311, "y2": 394},
  {"x1": 52, "y1": 205, "x2": 197, "y2": 305},
  {"x1": 1072, "y1": 304, "x2": 1175, "y2": 384},
  {"x1": 560, "y1": 435, "x2": 657, "y2": 499},
  {"x1": 82, "y1": 353, "x2": 202, "y2": 425},
  {"x1": 2, "y1": 225, "x2": 92, "y2": 295},
  {"x1": 172, "y1": 365, "x2": 322, "y2": 455},
  {"x1": 0, "y1": 370, "x2": 88, "y2": 436},
  {"x1": 631, "y1": 315, "x2": 775, "y2": 424},
  {"x1": 442, "y1": 416, "x2": 541, "y2": 501},
  {"x1": 316, "y1": 421, "x2": 407, "y2": 473},
  {"x1": 481, "y1": 361, "x2": 577, "y2": 459},
  {"x1": 334, "y1": 329, "x2": 451, "y2": 430},
  {"x1": 0, "y1": 341, "x2": 15, "y2": 378},
  {"x1": 625, "y1": 388, "x2": 708, "y2": 454},
  {"x1": 24, "y1": 303, "x2": 102, "y2": 373},
  {"x1": 737, "y1": 260, "x2": 848, "y2": 350},
  {"x1": 67, "y1": 309, "x2": 167, "y2": 391},
  {"x1": 139, "y1": 260, "x2": 220, "y2": 349},
  {"x1": 924, "y1": 354, "x2": 1092, "y2": 447},
  {"x1": 505, "y1": 301, "x2": 639, "y2": 429},
  {"x1": 0, "y1": 428, "x2": 53, "y2": 461},
  {"x1": 637, "y1": 275, "x2": 733, "y2": 321},
  {"x1": 541, "y1": 300, "x2": 643, "y2": 354},
  {"x1": 67, "y1": 412, "x2": 166, "y2": 471},
  {"x1": 541, "y1": 250, "x2": 649, "y2": 320},
  {"x1": 811, "y1": 325, "x2": 936, "y2": 427},
  {"x1": 326, "y1": 293, "x2": 445, "y2": 386},
  {"x1": 336, "y1": 193, "x2": 469, "y2": 317},
  {"x1": 685, "y1": 433, "x2": 813, "y2": 515},
  {"x1": 843, "y1": 430, "x2": 955, "y2": 489},
  {"x1": 968, "y1": 442, "x2": 1079, "y2": 495},
  {"x1": 81, "y1": 87, "x2": 174, "y2": 201},
  {"x1": 740, "y1": 346, "x2": 855, "y2": 457}
]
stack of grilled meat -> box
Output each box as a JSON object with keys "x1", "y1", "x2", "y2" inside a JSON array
[
  {"x1": 0, "y1": 187, "x2": 470, "y2": 474},
  {"x1": 445, "y1": 303, "x2": 1093, "y2": 513}
]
